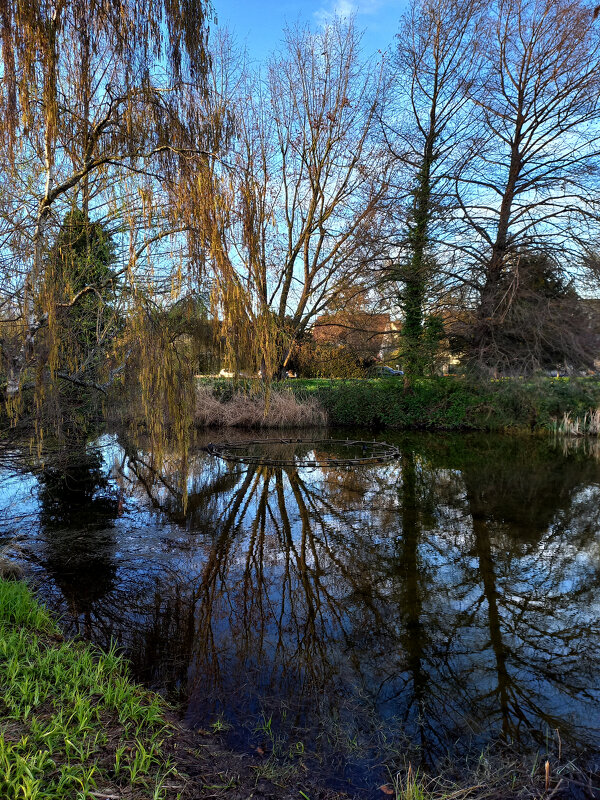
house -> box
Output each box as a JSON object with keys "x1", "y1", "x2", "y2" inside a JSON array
[{"x1": 311, "y1": 310, "x2": 399, "y2": 362}]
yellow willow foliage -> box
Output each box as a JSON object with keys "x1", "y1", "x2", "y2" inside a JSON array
[
  {"x1": 123, "y1": 300, "x2": 196, "y2": 507},
  {"x1": 213, "y1": 278, "x2": 287, "y2": 385},
  {"x1": 195, "y1": 163, "x2": 289, "y2": 386},
  {"x1": 0, "y1": 0, "x2": 212, "y2": 153}
]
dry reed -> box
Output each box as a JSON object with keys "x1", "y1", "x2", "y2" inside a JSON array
[
  {"x1": 556, "y1": 434, "x2": 600, "y2": 461},
  {"x1": 555, "y1": 408, "x2": 600, "y2": 437},
  {"x1": 0, "y1": 545, "x2": 23, "y2": 580},
  {"x1": 194, "y1": 387, "x2": 327, "y2": 428}
]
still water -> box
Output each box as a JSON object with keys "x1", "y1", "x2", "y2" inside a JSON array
[{"x1": 1, "y1": 431, "x2": 600, "y2": 789}]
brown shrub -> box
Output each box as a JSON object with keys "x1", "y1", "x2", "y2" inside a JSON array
[{"x1": 195, "y1": 387, "x2": 327, "y2": 428}]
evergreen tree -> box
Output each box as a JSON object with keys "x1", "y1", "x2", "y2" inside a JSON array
[{"x1": 45, "y1": 209, "x2": 118, "y2": 377}]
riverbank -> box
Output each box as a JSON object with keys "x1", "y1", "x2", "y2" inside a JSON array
[
  {"x1": 1, "y1": 533, "x2": 598, "y2": 798},
  {"x1": 195, "y1": 376, "x2": 600, "y2": 432},
  {"x1": 0, "y1": 577, "x2": 182, "y2": 799},
  {"x1": 290, "y1": 376, "x2": 600, "y2": 431},
  {"x1": 0, "y1": 576, "x2": 347, "y2": 800}
]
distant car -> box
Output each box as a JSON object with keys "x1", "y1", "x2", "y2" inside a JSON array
[
  {"x1": 374, "y1": 365, "x2": 404, "y2": 377},
  {"x1": 544, "y1": 369, "x2": 569, "y2": 378}
]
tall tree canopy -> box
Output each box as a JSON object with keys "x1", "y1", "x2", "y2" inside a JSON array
[
  {"x1": 386, "y1": 0, "x2": 600, "y2": 375},
  {"x1": 387, "y1": 0, "x2": 483, "y2": 382},
  {"x1": 192, "y1": 21, "x2": 391, "y2": 379},
  {"x1": 1, "y1": 0, "x2": 600, "y2": 431},
  {"x1": 454, "y1": 0, "x2": 600, "y2": 370}
]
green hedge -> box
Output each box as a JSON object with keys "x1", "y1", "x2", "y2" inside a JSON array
[{"x1": 285, "y1": 376, "x2": 600, "y2": 430}]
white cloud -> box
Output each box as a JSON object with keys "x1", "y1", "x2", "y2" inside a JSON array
[{"x1": 314, "y1": 0, "x2": 383, "y2": 26}]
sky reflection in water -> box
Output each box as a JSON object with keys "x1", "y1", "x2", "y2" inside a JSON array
[{"x1": 1, "y1": 431, "x2": 600, "y2": 786}]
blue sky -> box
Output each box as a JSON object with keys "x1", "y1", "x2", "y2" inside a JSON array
[{"x1": 209, "y1": 0, "x2": 409, "y2": 62}]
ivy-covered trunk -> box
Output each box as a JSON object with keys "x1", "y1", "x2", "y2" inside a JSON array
[{"x1": 402, "y1": 134, "x2": 434, "y2": 387}]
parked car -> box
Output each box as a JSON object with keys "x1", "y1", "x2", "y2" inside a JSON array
[{"x1": 373, "y1": 365, "x2": 404, "y2": 377}]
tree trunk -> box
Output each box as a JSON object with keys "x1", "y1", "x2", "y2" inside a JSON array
[
  {"x1": 402, "y1": 131, "x2": 435, "y2": 386},
  {"x1": 472, "y1": 136, "x2": 522, "y2": 369}
]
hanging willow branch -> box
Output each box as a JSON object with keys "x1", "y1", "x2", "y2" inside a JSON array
[{"x1": 0, "y1": 0, "x2": 217, "y2": 470}]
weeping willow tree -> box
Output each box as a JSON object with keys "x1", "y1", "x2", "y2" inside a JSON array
[{"x1": 0, "y1": 0, "x2": 218, "y2": 460}]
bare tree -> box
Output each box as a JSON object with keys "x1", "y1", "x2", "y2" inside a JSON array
[
  {"x1": 195, "y1": 21, "x2": 392, "y2": 378},
  {"x1": 453, "y1": 0, "x2": 600, "y2": 371},
  {"x1": 386, "y1": 0, "x2": 484, "y2": 382}
]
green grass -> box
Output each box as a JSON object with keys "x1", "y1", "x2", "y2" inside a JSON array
[
  {"x1": 283, "y1": 376, "x2": 600, "y2": 431},
  {"x1": 194, "y1": 374, "x2": 600, "y2": 431},
  {"x1": 0, "y1": 579, "x2": 180, "y2": 799}
]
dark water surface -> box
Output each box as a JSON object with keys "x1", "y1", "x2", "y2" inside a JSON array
[{"x1": 1, "y1": 430, "x2": 600, "y2": 790}]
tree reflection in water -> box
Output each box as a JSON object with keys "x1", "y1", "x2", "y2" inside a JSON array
[
  {"x1": 4, "y1": 432, "x2": 600, "y2": 784},
  {"x1": 34, "y1": 447, "x2": 119, "y2": 636},
  {"x1": 115, "y1": 436, "x2": 600, "y2": 771}
]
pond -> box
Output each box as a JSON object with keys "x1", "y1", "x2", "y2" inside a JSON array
[{"x1": 1, "y1": 429, "x2": 599, "y2": 792}]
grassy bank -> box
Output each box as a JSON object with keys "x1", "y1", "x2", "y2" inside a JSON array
[
  {"x1": 194, "y1": 375, "x2": 600, "y2": 431},
  {"x1": 0, "y1": 577, "x2": 349, "y2": 800},
  {"x1": 0, "y1": 578, "x2": 181, "y2": 800},
  {"x1": 284, "y1": 376, "x2": 600, "y2": 431}
]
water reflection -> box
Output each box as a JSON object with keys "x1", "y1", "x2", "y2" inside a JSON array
[
  {"x1": 2, "y1": 432, "x2": 600, "y2": 785},
  {"x1": 29, "y1": 447, "x2": 120, "y2": 640}
]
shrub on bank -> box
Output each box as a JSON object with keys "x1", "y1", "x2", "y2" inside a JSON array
[
  {"x1": 287, "y1": 376, "x2": 600, "y2": 431},
  {"x1": 295, "y1": 341, "x2": 368, "y2": 378}
]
